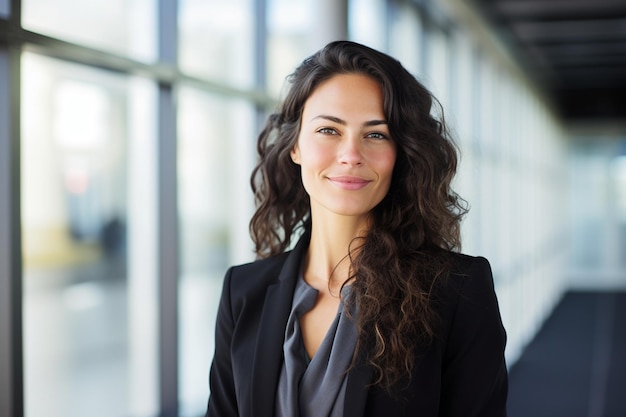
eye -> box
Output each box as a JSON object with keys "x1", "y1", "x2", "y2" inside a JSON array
[
  {"x1": 366, "y1": 132, "x2": 389, "y2": 140},
  {"x1": 317, "y1": 127, "x2": 338, "y2": 135}
]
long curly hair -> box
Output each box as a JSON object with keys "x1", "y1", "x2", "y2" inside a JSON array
[{"x1": 250, "y1": 40, "x2": 467, "y2": 391}]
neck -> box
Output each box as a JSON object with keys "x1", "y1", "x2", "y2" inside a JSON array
[{"x1": 304, "y1": 210, "x2": 370, "y2": 289}]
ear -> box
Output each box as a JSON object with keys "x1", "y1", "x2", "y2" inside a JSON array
[{"x1": 290, "y1": 145, "x2": 301, "y2": 165}]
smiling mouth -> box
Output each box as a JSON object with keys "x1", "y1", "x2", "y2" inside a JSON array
[{"x1": 327, "y1": 176, "x2": 371, "y2": 190}]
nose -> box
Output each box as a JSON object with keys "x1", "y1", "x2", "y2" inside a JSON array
[{"x1": 338, "y1": 135, "x2": 363, "y2": 166}]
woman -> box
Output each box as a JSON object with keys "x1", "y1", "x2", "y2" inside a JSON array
[{"x1": 206, "y1": 40, "x2": 508, "y2": 417}]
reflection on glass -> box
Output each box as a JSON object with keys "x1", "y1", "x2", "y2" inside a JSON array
[
  {"x1": 177, "y1": 86, "x2": 256, "y2": 417},
  {"x1": 22, "y1": 0, "x2": 156, "y2": 61},
  {"x1": 21, "y1": 52, "x2": 158, "y2": 417},
  {"x1": 179, "y1": 0, "x2": 254, "y2": 86}
]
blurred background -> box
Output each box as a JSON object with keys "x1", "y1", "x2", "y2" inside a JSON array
[{"x1": 0, "y1": 0, "x2": 624, "y2": 416}]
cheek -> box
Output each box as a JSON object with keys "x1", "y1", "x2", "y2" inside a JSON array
[
  {"x1": 298, "y1": 142, "x2": 331, "y2": 169},
  {"x1": 377, "y1": 150, "x2": 397, "y2": 179},
  {"x1": 297, "y1": 147, "x2": 331, "y2": 194}
]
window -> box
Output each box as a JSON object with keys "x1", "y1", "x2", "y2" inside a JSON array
[
  {"x1": 266, "y1": 0, "x2": 314, "y2": 95},
  {"x1": 22, "y1": 0, "x2": 157, "y2": 61},
  {"x1": 21, "y1": 52, "x2": 159, "y2": 417},
  {"x1": 349, "y1": 0, "x2": 386, "y2": 51},
  {"x1": 178, "y1": 0, "x2": 254, "y2": 87},
  {"x1": 176, "y1": 87, "x2": 256, "y2": 416},
  {"x1": 6, "y1": 0, "x2": 267, "y2": 416},
  {"x1": 388, "y1": 1, "x2": 423, "y2": 76}
]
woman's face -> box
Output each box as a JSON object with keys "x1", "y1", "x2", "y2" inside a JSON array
[{"x1": 291, "y1": 73, "x2": 396, "y2": 221}]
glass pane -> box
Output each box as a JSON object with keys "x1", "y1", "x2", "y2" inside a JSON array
[
  {"x1": 266, "y1": 0, "x2": 313, "y2": 96},
  {"x1": 426, "y1": 28, "x2": 450, "y2": 111},
  {"x1": 613, "y1": 155, "x2": 626, "y2": 225},
  {"x1": 177, "y1": 86, "x2": 256, "y2": 417},
  {"x1": 21, "y1": 52, "x2": 159, "y2": 417},
  {"x1": 570, "y1": 141, "x2": 626, "y2": 273},
  {"x1": 179, "y1": 0, "x2": 254, "y2": 87},
  {"x1": 388, "y1": 2, "x2": 422, "y2": 76},
  {"x1": 450, "y1": 30, "x2": 474, "y2": 141},
  {"x1": 22, "y1": 0, "x2": 156, "y2": 61},
  {"x1": 349, "y1": 0, "x2": 387, "y2": 52}
]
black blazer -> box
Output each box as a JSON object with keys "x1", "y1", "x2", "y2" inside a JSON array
[{"x1": 206, "y1": 234, "x2": 508, "y2": 417}]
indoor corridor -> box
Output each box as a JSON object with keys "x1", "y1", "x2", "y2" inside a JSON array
[{"x1": 2, "y1": 0, "x2": 625, "y2": 417}]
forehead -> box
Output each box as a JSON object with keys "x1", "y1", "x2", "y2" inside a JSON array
[{"x1": 302, "y1": 73, "x2": 385, "y2": 117}]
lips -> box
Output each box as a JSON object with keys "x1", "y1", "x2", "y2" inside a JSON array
[{"x1": 327, "y1": 175, "x2": 372, "y2": 190}]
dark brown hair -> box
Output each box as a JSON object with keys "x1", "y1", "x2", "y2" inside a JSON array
[{"x1": 250, "y1": 40, "x2": 467, "y2": 391}]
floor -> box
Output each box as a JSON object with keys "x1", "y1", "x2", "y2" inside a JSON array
[{"x1": 507, "y1": 291, "x2": 626, "y2": 417}]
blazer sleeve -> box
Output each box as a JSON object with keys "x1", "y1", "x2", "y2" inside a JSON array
[
  {"x1": 439, "y1": 256, "x2": 508, "y2": 417},
  {"x1": 206, "y1": 267, "x2": 239, "y2": 417}
]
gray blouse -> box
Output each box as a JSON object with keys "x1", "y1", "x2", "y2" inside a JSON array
[{"x1": 275, "y1": 273, "x2": 358, "y2": 417}]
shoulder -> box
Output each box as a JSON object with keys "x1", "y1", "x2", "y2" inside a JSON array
[
  {"x1": 214, "y1": 252, "x2": 293, "y2": 328},
  {"x1": 229, "y1": 252, "x2": 291, "y2": 280},
  {"x1": 436, "y1": 252, "x2": 506, "y2": 349},
  {"x1": 448, "y1": 252, "x2": 492, "y2": 276},
  {"x1": 445, "y1": 252, "x2": 495, "y2": 297},
  {"x1": 222, "y1": 232, "x2": 310, "y2": 311},
  {"x1": 224, "y1": 251, "x2": 291, "y2": 296},
  {"x1": 433, "y1": 252, "x2": 503, "y2": 338}
]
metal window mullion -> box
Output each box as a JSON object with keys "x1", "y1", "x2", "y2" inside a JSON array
[
  {"x1": 0, "y1": 23, "x2": 276, "y2": 109},
  {"x1": 447, "y1": 30, "x2": 458, "y2": 118},
  {"x1": 0, "y1": 44, "x2": 23, "y2": 417},
  {"x1": 254, "y1": 0, "x2": 266, "y2": 92},
  {"x1": 314, "y1": 0, "x2": 348, "y2": 46},
  {"x1": 8, "y1": 0, "x2": 19, "y2": 22},
  {"x1": 157, "y1": 0, "x2": 179, "y2": 416},
  {"x1": 158, "y1": 83, "x2": 179, "y2": 417},
  {"x1": 419, "y1": 11, "x2": 430, "y2": 78},
  {"x1": 254, "y1": 0, "x2": 268, "y2": 133}
]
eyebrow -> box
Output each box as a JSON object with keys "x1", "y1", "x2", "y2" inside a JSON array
[{"x1": 311, "y1": 114, "x2": 388, "y2": 127}]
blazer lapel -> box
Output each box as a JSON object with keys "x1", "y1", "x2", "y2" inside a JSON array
[{"x1": 249, "y1": 233, "x2": 310, "y2": 417}]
